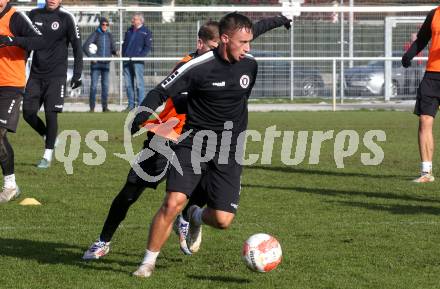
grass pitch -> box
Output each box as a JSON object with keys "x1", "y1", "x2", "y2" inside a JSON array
[{"x1": 0, "y1": 111, "x2": 439, "y2": 289}]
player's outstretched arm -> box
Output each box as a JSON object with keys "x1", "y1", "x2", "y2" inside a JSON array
[
  {"x1": 252, "y1": 15, "x2": 292, "y2": 40},
  {"x1": 132, "y1": 58, "x2": 196, "y2": 134},
  {"x1": 402, "y1": 9, "x2": 434, "y2": 67},
  {"x1": 131, "y1": 87, "x2": 169, "y2": 135}
]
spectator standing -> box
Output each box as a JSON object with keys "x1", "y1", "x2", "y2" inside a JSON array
[
  {"x1": 122, "y1": 13, "x2": 152, "y2": 111},
  {"x1": 83, "y1": 17, "x2": 118, "y2": 112}
]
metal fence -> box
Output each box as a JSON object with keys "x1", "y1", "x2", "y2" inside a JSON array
[{"x1": 15, "y1": 5, "x2": 437, "y2": 106}]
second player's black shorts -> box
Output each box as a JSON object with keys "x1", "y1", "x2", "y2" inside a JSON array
[
  {"x1": 414, "y1": 76, "x2": 440, "y2": 117},
  {"x1": 23, "y1": 77, "x2": 67, "y2": 113},
  {"x1": 0, "y1": 89, "x2": 22, "y2": 132},
  {"x1": 126, "y1": 132, "x2": 171, "y2": 189},
  {"x1": 166, "y1": 137, "x2": 242, "y2": 214}
]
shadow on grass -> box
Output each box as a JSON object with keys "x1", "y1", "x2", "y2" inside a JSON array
[
  {"x1": 15, "y1": 161, "x2": 42, "y2": 168},
  {"x1": 187, "y1": 274, "x2": 251, "y2": 284},
  {"x1": 0, "y1": 238, "x2": 140, "y2": 273},
  {"x1": 243, "y1": 184, "x2": 440, "y2": 205},
  {"x1": 247, "y1": 165, "x2": 410, "y2": 180},
  {"x1": 332, "y1": 200, "x2": 440, "y2": 215}
]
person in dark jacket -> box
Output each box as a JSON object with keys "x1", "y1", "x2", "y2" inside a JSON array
[
  {"x1": 122, "y1": 13, "x2": 152, "y2": 111},
  {"x1": 83, "y1": 17, "x2": 118, "y2": 112}
]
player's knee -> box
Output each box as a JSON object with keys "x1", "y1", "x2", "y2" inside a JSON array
[
  {"x1": 0, "y1": 127, "x2": 6, "y2": 139},
  {"x1": 161, "y1": 194, "x2": 186, "y2": 218},
  {"x1": 419, "y1": 119, "x2": 434, "y2": 133},
  {"x1": 214, "y1": 212, "x2": 235, "y2": 230}
]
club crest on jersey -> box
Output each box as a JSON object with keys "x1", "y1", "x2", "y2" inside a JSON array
[
  {"x1": 240, "y1": 75, "x2": 250, "y2": 88},
  {"x1": 51, "y1": 21, "x2": 60, "y2": 30}
]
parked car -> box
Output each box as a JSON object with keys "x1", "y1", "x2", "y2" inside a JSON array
[
  {"x1": 344, "y1": 58, "x2": 424, "y2": 98},
  {"x1": 251, "y1": 51, "x2": 327, "y2": 98}
]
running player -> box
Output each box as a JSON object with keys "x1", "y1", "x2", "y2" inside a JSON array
[
  {"x1": 82, "y1": 15, "x2": 292, "y2": 260},
  {"x1": 133, "y1": 12, "x2": 257, "y2": 278}
]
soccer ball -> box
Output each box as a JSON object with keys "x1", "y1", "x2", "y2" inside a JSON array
[
  {"x1": 88, "y1": 43, "x2": 98, "y2": 55},
  {"x1": 242, "y1": 233, "x2": 282, "y2": 272}
]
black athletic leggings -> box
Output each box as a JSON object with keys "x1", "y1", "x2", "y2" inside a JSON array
[
  {"x1": 99, "y1": 181, "x2": 208, "y2": 242},
  {"x1": 100, "y1": 182, "x2": 146, "y2": 242},
  {"x1": 23, "y1": 110, "x2": 58, "y2": 149},
  {"x1": 0, "y1": 128, "x2": 14, "y2": 176}
]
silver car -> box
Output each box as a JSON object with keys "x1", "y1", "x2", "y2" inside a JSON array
[{"x1": 344, "y1": 60, "x2": 423, "y2": 98}]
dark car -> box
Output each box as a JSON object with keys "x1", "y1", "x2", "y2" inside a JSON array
[{"x1": 251, "y1": 51, "x2": 326, "y2": 98}]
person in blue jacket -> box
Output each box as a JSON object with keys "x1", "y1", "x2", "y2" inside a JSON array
[
  {"x1": 122, "y1": 13, "x2": 152, "y2": 111},
  {"x1": 83, "y1": 17, "x2": 118, "y2": 112}
]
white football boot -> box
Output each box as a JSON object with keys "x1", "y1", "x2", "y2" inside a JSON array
[
  {"x1": 82, "y1": 239, "x2": 111, "y2": 260},
  {"x1": 413, "y1": 172, "x2": 435, "y2": 183},
  {"x1": 133, "y1": 263, "x2": 155, "y2": 278},
  {"x1": 186, "y1": 205, "x2": 203, "y2": 253},
  {"x1": 173, "y1": 215, "x2": 192, "y2": 255},
  {"x1": 0, "y1": 186, "x2": 20, "y2": 203}
]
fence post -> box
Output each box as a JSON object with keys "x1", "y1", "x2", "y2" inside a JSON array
[
  {"x1": 384, "y1": 17, "x2": 393, "y2": 102},
  {"x1": 290, "y1": 20, "x2": 294, "y2": 101},
  {"x1": 333, "y1": 59, "x2": 337, "y2": 112},
  {"x1": 118, "y1": 2, "x2": 124, "y2": 107},
  {"x1": 340, "y1": 2, "x2": 345, "y2": 104}
]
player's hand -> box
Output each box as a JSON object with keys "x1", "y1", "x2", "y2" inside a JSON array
[
  {"x1": 401, "y1": 55, "x2": 411, "y2": 68},
  {"x1": 281, "y1": 1, "x2": 294, "y2": 28},
  {"x1": 70, "y1": 76, "x2": 82, "y2": 89},
  {"x1": 284, "y1": 18, "x2": 292, "y2": 30},
  {"x1": 131, "y1": 120, "x2": 142, "y2": 135},
  {"x1": 131, "y1": 111, "x2": 146, "y2": 135},
  {"x1": 0, "y1": 35, "x2": 16, "y2": 47}
]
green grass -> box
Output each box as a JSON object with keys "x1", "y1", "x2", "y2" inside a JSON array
[{"x1": 1, "y1": 111, "x2": 439, "y2": 289}]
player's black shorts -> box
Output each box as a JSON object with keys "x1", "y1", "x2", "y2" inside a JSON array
[
  {"x1": 0, "y1": 90, "x2": 22, "y2": 132},
  {"x1": 414, "y1": 76, "x2": 440, "y2": 117},
  {"x1": 166, "y1": 136, "x2": 242, "y2": 214},
  {"x1": 23, "y1": 77, "x2": 67, "y2": 113},
  {"x1": 126, "y1": 132, "x2": 171, "y2": 189}
]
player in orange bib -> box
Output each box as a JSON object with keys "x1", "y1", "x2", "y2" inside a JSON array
[
  {"x1": 403, "y1": 6, "x2": 440, "y2": 183},
  {"x1": 0, "y1": 0, "x2": 47, "y2": 203}
]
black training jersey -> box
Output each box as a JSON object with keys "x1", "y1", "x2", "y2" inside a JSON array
[
  {"x1": 157, "y1": 48, "x2": 258, "y2": 133},
  {"x1": 28, "y1": 6, "x2": 83, "y2": 79}
]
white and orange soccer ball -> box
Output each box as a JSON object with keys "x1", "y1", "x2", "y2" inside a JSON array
[{"x1": 242, "y1": 233, "x2": 282, "y2": 272}]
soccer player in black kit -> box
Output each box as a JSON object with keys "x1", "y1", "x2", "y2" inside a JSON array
[
  {"x1": 23, "y1": 0, "x2": 83, "y2": 169},
  {"x1": 133, "y1": 12, "x2": 257, "y2": 278},
  {"x1": 82, "y1": 15, "x2": 291, "y2": 260}
]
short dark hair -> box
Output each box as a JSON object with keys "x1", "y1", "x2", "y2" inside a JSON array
[
  {"x1": 198, "y1": 20, "x2": 219, "y2": 42},
  {"x1": 218, "y1": 12, "x2": 252, "y2": 36}
]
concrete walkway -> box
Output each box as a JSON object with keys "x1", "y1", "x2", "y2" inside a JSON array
[{"x1": 63, "y1": 100, "x2": 416, "y2": 113}]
